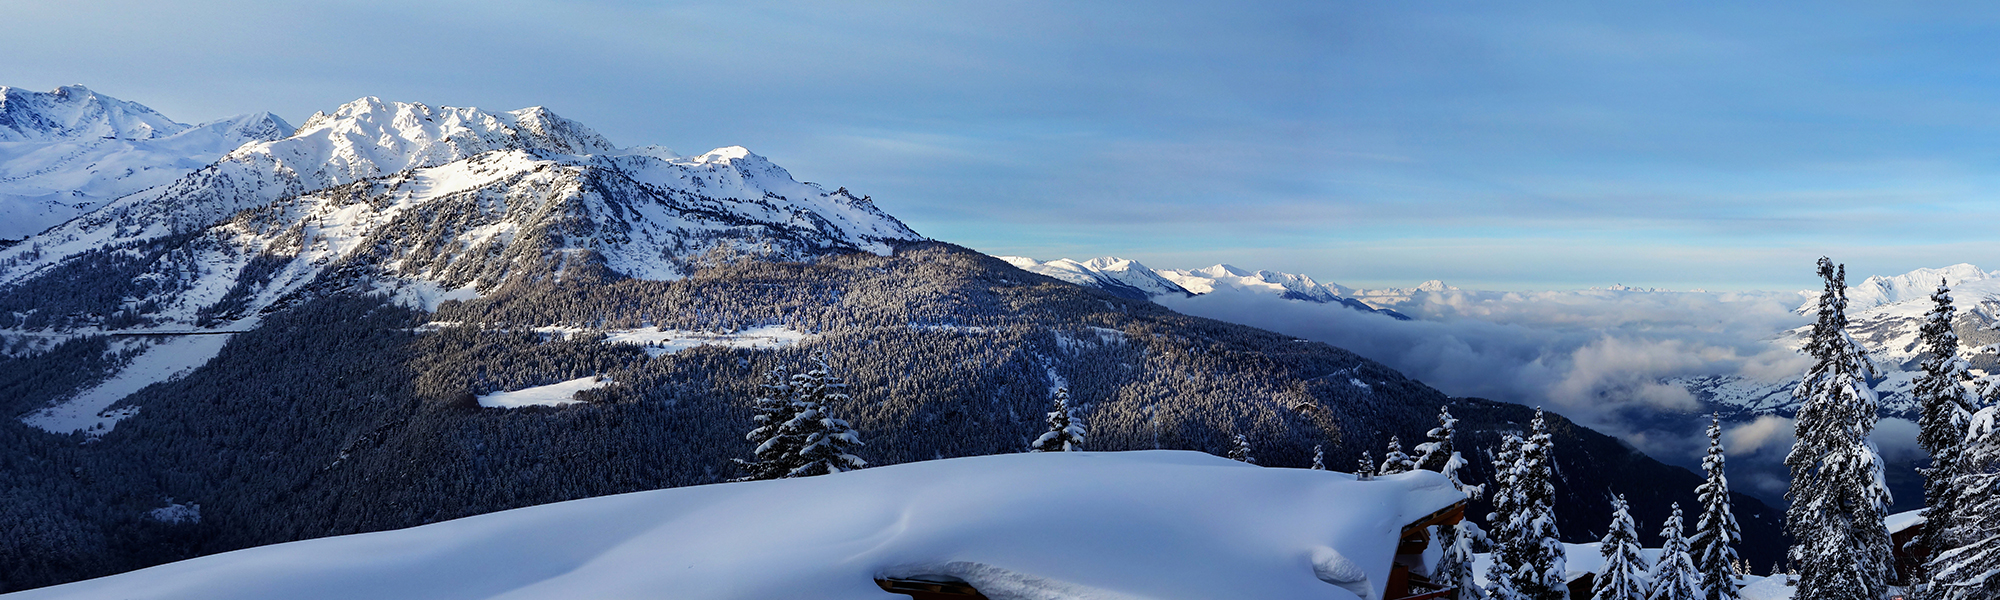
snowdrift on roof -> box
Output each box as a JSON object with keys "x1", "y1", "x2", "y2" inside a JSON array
[{"x1": 6, "y1": 450, "x2": 1465, "y2": 600}]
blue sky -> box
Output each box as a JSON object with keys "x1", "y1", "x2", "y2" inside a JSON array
[{"x1": 8, "y1": 1, "x2": 2000, "y2": 290}]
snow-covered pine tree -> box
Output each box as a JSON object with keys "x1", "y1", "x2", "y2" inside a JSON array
[
  {"x1": 1508, "y1": 409, "x2": 1569, "y2": 600},
  {"x1": 1592, "y1": 495, "x2": 1649, "y2": 600},
  {"x1": 1310, "y1": 444, "x2": 1326, "y2": 470},
  {"x1": 1487, "y1": 569, "x2": 1527, "y2": 600},
  {"x1": 1417, "y1": 405, "x2": 1483, "y2": 499},
  {"x1": 1381, "y1": 436, "x2": 1417, "y2": 475},
  {"x1": 1648, "y1": 504, "x2": 1701, "y2": 600},
  {"x1": 1487, "y1": 434, "x2": 1526, "y2": 583},
  {"x1": 779, "y1": 353, "x2": 867, "y2": 477},
  {"x1": 1439, "y1": 519, "x2": 1489, "y2": 600},
  {"x1": 1028, "y1": 387, "x2": 1086, "y2": 452},
  {"x1": 1688, "y1": 415, "x2": 1742, "y2": 600},
  {"x1": 1925, "y1": 405, "x2": 2000, "y2": 600},
  {"x1": 1914, "y1": 280, "x2": 1978, "y2": 595},
  {"x1": 1417, "y1": 405, "x2": 1459, "y2": 472},
  {"x1": 1357, "y1": 450, "x2": 1376, "y2": 481},
  {"x1": 1784, "y1": 258, "x2": 1893, "y2": 600},
  {"x1": 1228, "y1": 433, "x2": 1256, "y2": 464},
  {"x1": 733, "y1": 365, "x2": 800, "y2": 481}
]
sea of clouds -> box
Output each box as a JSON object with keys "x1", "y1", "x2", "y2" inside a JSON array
[{"x1": 1158, "y1": 285, "x2": 1926, "y2": 505}]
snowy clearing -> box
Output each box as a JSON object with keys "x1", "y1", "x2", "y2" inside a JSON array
[
  {"x1": 418, "y1": 323, "x2": 814, "y2": 357},
  {"x1": 7, "y1": 451, "x2": 1464, "y2": 600},
  {"x1": 599, "y1": 325, "x2": 809, "y2": 357},
  {"x1": 476, "y1": 377, "x2": 613, "y2": 409},
  {"x1": 20, "y1": 334, "x2": 233, "y2": 436}
]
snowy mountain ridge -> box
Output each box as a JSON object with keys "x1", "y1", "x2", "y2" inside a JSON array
[
  {"x1": 0, "y1": 85, "x2": 294, "y2": 238},
  {"x1": 0, "y1": 94, "x2": 922, "y2": 337},
  {"x1": 0, "y1": 85, "x2": 187, "y2": 142},
  {"x1": 1798, "y1": 262, "x2": 1993, "y2": 314},
  {"x1": 3, "y1": 96, "x2": 623, "y2": 277},
  {"x1": 996, "y1": 256, "x2": 1193, "y2": 300},
  {"x1": 1001, "y1": 255, "x2": 1408, "y2": 319}
]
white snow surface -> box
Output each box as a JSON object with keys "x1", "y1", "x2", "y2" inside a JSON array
[
  {"x1": 6, "y1": 451, "x2": 1465, "y2": 600},
  {"x1": 476, "y1": 376, "x2": 612, "y2": 409},
  {"x1": 19, "y1": 333, "x2": 233, "y2": 435},
  {"x1": 1737, "y1": 574, "x2": 1795, "y2": 600},
  {"x1": 0, "y1": 85, "x2": 292, "y2": 238}
]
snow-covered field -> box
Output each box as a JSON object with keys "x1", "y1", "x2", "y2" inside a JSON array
[
  {"x1": 2, "y1": 451, "x2": 1464, "y2": 600},
  {"x1": 419, "y1": 323, "x2": 813, "y2": 358},
  {"x1": 576, "y1": 324, "x2": 810, "y2": 357},
  {"x1": 19, "y1": 334, "x2": 233, "y2": 435},
  {"x1": 475, "y1": 376, "x2": 613, "y2": 408}
]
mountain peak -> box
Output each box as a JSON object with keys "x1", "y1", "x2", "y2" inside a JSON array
[
  {"x1": 0, "y1": 84, "x2": 189, "y2": 142},
  {"x1": 695, "y1": 145, "x2": 758, "y2": 163},
  {"x1": 1195, "y1": 264, "x2": 1253, "y2": 278}
]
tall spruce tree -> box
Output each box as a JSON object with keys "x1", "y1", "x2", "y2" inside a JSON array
[
  {"x1": 1648, "y1": 504, "x2": 1701, "y2": 600},
  {"x1": 1487, "y1": 434, "x2": 1526, "y2": 591},
  {"x1": 733, "y1": 365, "x2": 801, "y2": 481},
  {"x1": 1417, "y1": 405, "x2": 1459, "y2": 472},
  {"x1": 1689, "y1": 415, "x2": 1742, "y2": 600},
  {"x1": 1593, "y1": 495, "x2": 1649, "y2": 600},
  {"x1": 1381, "y1": 436, "x2": 1417, "y2": 475},
  {"x1": 1925, "y1": 405, "x2": 2000, "y2": 600},
  {"x1": 778, "y1": 353, "x2": 867, "y2": 477},
  {"x1": 1029, "y1": 387, "x2": 1086, "y2": 452},
  {"x1": 1508, "y1": 409, "x2": 1569, "y2": 600},
  {"x1": 1785, "y1": 257, "x2": 1893, "y2": 600},
  {"x1": 1914, "y1": 280, "x2": 1978, "y2": 596}
]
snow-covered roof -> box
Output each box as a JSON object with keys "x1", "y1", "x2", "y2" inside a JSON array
[
  {"x1": 1886, "y1": 508, "x2": 1926, "y2": 534},
  {"x1": 9, "y1": 451, "x2": 1463, "y2": 600}
]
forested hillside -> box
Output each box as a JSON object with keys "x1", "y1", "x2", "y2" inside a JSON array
[{"x1": 0, "y1": 242, "x2": 1783, "y2": 591}]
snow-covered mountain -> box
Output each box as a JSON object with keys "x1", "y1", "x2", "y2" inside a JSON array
[
  {"x1": 0, "y1": 96, "x2": 923, "y2": 334},
  {"x1": 1001, "y1": 256, "x2": 1408, "y2": 319},
  {"x1": 5, "y1": 451, "x2": 1464, "y2": 600},
  {"x1": 997, "y1": 256, "x2": 1192, "y2": 299},
  {"x1": 0, "y1": 85, "x2": 293, "y2": 239},
  {"x1": 1678, "y1": 263, "x2": 2000, "y2": 416},
  {"x1": 0, "y1": 85, "x2": 188, "y2": 142}
]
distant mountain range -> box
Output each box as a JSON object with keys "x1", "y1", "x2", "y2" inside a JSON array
[
  {"x1": 1000, "y1": 255, "x2": 1415, "y2": 320},
  {"x1": 0, "y1": 85, "x2": 295, "y2": 239},
  {"x1": 0, "y1": 85, "x2": 1783, "y2": 591}
]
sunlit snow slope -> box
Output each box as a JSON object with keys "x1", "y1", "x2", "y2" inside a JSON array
[{"x1": 3, "y1": 451, "x2": 1463, "y2": 600}]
